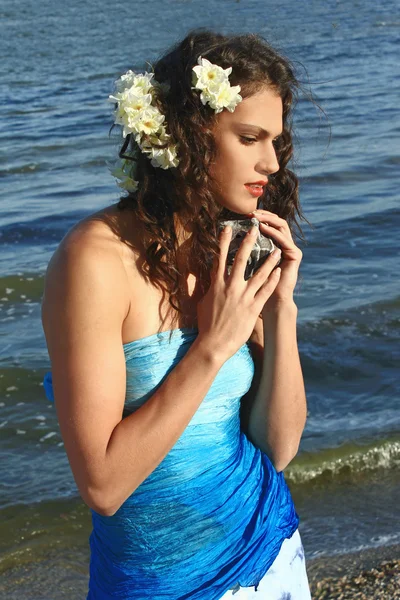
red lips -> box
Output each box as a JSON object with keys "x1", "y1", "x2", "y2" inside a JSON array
[{"x1": 246, "y1": 180, "x2": 268, "y2": 186}]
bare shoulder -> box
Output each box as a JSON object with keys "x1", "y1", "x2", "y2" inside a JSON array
[
  {"x1": 47, "y1": 203, "x2": 131, "y2": 263},
  {"x1": 43, "y1": 205, "x2": 133, "y2": 311}
]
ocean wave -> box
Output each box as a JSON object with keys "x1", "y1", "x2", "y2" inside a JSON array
[{"x1": 285, "y1": 437, "x2": 400, "y2": 485}]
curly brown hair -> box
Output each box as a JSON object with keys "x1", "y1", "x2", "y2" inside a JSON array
[{"x1": 109, "y1": 28, "x2": 313, "y2": 337}]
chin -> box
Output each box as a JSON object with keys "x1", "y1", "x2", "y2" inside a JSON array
[
  {"x1": 218, "y1": 204, "x2": 256, "y2": 220},
  {"x1": 215, "y1": 188, "x2": 258, "y2": 219}
]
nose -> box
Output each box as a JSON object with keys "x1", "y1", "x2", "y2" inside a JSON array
[{"x1": 258, "y1": 141, "x2": 280, "y2": 176}]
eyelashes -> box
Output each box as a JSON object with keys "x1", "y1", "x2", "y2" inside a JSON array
[
  {"x1": 239, "y1": 136, "x2": 282, "y2": 146},
  {"x1": 240, "y1": 136, "x2": 257, "y2": 145}
]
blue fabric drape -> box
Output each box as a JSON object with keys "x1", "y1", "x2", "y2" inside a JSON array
[{"x1": 43, "y1": 327, "x2": 299, "y2": 599}]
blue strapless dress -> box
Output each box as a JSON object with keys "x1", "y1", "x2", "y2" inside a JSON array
[{"x1": 43, "y1": 327, "x2": 299, "y2": 599}]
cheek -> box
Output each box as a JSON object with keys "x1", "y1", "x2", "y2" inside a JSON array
[{"x1": 215, "y1": 143, "x2": 246, "y2": 184}]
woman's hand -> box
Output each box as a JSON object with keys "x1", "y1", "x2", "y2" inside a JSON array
[
  {"x1": 196, "y1": 223, "x2": 283, "y2": 363},
  {"x1": 247, "y1": 209, "x2": 303, "y2": 311}
]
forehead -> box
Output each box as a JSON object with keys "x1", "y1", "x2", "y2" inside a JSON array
[{"x1": 215, "y1": 88, "x2": 283, "y2": 132}]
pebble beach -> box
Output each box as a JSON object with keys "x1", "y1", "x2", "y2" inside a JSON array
[{"x1": 307, "y1": 544, "x2": 400, "y2": 599}]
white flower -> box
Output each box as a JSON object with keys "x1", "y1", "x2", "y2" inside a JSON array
[
  {"x1": 203, "y1": 81, "x2": 242, "y2": 114},
  {"x1": 109, "y1": 69, "x2": 176, "y2": 165},
  {"x1": 149, "y1": 143, "x2": 180, "y2": 169},
  {"x1": 139, "y1": 126, "x2": 172, "y2": 154},
  {"x1": 107, "y1": 157, "x2": 139, "y2": 193},
  {"x1": 149, "y1": 124, "x2": 171, "y2": 145},
  {"x1": 115, "y1": 71, "x2": 154, "y2": 94},
  {"x1": 108, "y1": 88, "x2": 152, "y2": 112},
  {"x1": 109, "y1": 90, "x2": 153, "y2": 138},
  {"x1": 191, "y1": 55, "x2": 242, "y2": 114},
  {"x1": 117, "y1": 176, "x2": 139, "y2": 193},
  {"x1": 192, "y1": 56, "x2": 231, "y2": 90},
  {"x1": 135, "y1": 108, "x2": 165, "y2": 136}
]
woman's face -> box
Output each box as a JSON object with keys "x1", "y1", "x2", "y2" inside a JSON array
[{"x1": 209, "y1": 87, "x2": 283, "y2": 215}]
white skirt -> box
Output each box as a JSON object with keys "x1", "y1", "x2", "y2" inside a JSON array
[{"x1": 219, "y1": 529, "x2": 311, "y2": 599}]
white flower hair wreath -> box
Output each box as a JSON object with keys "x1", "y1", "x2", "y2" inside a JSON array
[{"x1": 108, "y1": 55, "x2": 242, "y2": 192}]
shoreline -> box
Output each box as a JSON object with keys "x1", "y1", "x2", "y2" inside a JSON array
[
  {"x1": 1, "y1": 541, "x2": 400, "y2": 599},
  {"x1": 306, "y1": 542, "x2": 400, "y2": 598}
]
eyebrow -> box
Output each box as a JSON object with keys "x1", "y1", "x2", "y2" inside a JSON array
[{"x1": 236, "y1": 123, "x2": 283, "y2": 137}]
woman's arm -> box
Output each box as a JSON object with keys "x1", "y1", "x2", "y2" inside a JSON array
[
  {"x1": 42, "y1": 228, "x2": 225, "y2": 518},
  {"x1": 240, "y1": 302, "x2": 307, "y2": 471}
]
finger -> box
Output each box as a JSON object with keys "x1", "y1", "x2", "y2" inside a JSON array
[
  {"x1": 213, "y1": 225, "x2": 232, "y2": 281},
  {"x1": 230, "y1": 224, "x2": 259, "y2": 282},
  {"x1": 253, "y1": 267, "x2": 282, "y2": 311},
  {"x1": 258, "y1": 223, "x2": 298, "y2": 256},
  {"x1": 251, "y1": 210, "x2": 286, "y2": 224},
  {"x1": 246, "y1": 247, "x2": 282, "y2": 294},
  {"x1": 258, "y1": 220, "x2": 291, "y2": 237},
  {"x1": 252, "y1": 212, "x2": 293, "y2": 238}
]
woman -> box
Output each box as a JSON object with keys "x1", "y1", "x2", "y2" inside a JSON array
[{"x1": 42, "y1": 29, "x2": 312, "y2": 599}]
